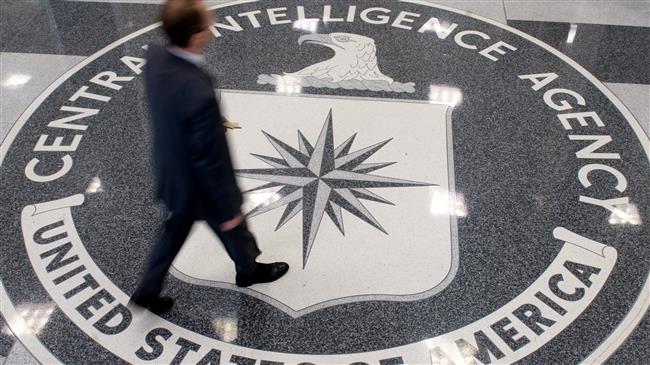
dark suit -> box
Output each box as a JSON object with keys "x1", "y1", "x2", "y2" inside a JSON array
[{"x1": 133, "y1": 45, "x2": 260, "y2": 302}]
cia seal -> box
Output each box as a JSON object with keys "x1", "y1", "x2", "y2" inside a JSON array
[{"x1": 0, "y1": 1, "x2": 648, "y2": 364}]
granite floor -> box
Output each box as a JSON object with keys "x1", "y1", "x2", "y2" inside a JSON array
[{"x1": 1, "y1": 0, "x2": 648, "y2": 364}]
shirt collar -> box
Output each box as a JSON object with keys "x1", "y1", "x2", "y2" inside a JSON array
[{"x1": 167, "y1": 46, "x2": 205, "y2": 66}]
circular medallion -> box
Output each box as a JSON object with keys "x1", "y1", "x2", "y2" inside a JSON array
[{"x1": 1, "y1": 1, "x2": 648, "y2": 364}]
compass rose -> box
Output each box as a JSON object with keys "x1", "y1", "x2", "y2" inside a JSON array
[{"x1": 236, "y1": 109, "x2": 435, "y2": 267}]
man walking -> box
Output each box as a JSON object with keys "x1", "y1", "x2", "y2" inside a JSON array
[{"x1": 132, "y1": 0, "x2": 289, "y2": 314}]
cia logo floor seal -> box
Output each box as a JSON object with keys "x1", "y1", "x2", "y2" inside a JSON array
[{"x1": 0, "y1": 1, "x2": 648, "y2": 364}]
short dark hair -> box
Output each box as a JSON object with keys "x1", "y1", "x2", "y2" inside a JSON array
[{"x1": 161, "y1": 0, "x2": 206, "y2": 47}]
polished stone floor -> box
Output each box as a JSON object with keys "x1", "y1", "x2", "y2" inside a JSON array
[{"x1": 0, "y1": 1, "x2": 648, "y2": 364}]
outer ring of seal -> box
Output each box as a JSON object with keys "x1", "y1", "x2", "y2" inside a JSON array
[{"x1": 1, "y1": 1, "x2": 648, "y2": 363}]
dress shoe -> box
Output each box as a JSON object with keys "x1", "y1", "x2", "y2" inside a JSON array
[
  {"x1": 236, "y1": 262, "x2": 289, "y2": 287},
  {"x1": 130, "y1": 296, "x2": 174, "y2": 314}
]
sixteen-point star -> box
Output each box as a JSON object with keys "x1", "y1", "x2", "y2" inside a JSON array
[{"x1": 235, "y1": 109, "x2": 436, "y2": 268}]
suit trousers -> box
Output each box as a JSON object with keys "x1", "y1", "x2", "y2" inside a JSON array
[{"x1": 133, "y1": 212, "x2": 261, "y2": 301}]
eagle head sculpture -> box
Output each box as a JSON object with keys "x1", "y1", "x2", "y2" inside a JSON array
[{"x1": 284, "y1": 32, "x2": 394, "y2": 84}]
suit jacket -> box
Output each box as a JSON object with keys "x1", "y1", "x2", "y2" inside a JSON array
[{"x1": 144, "y1": 45, "x2": 242, "y2": 222}]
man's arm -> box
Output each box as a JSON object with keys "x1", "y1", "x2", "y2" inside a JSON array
[{"x1": 183, "y1": 81, "x2": 244, "y2": 227}]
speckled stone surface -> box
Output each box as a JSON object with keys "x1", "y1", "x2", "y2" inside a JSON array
[
  {"x1": 3, "y1": 342, "x2": 38, "y2": 365},
  {"x1": 0, "y1": 1, "x2": 648, "y2": 364},
  {"x1": 507, "y1": 20, "x2": 650, "y2": 84},
  {"x1": 606, "y1": 311, "x2": 650, "y2": 365},
  {"x1": 0, "y1": 0, "x2": 159, "y2": 55},
  {"x1": 0, "y1": 53, "x2": 86, "y2": 125},
  {"x1": 604, "y1": 82, "x2": 650, "y2": 136},
  {"x1": 0, "y1": 317, "x2": 14, "y2": 358},
  {"x1": 504, "y1": 0, "x2": 650, "y2": 28}
]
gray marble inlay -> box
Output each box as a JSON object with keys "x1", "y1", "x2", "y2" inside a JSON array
[
  {"x1": 0, "y1": 1, "x2": 160, "y2": 55},
  {"x1": 504, "y1": 0, "x2": 650, "y2": 27},
  {"x1": 606, "y1": 82, "x2": 650, "y2": 136},
  {"x1": 507, "y1": 20, "x2": 650, "y2": 84},
  {"x1": 0, "y1": 316, "x2": 14, "y2": 359},
  {"x1": 4, "y1": 342, "x2": 38, "y2": 365},
  {"x1": 0, "y1": 52, "x2": 86, "y2": 126}
]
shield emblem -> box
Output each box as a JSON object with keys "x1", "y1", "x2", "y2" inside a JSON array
[{"x1": 171, "y1": 91, "x2": 460, "y2": 316}]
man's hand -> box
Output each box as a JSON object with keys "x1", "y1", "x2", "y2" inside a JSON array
[
  {"x1": 219, "y1": 213, "x2": 244, "y2": 231},
  {"x1": 222, "y1": 116, "x2": 241, "y2": 131}
]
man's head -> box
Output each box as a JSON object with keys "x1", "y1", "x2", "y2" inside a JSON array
[{"x1": 161, "y1": 0, "x2": 212, "y2": 53}]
